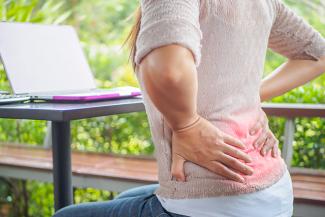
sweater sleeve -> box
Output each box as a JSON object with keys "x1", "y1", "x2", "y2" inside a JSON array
[
  {"x1": 134, "y1": 0, "x2": 202, "y2": 67},
  {"x1": 268, "y1": 0, "x2": 325, "y2": 61}
]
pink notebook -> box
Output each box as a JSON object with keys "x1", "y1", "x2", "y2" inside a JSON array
[{"x1": 32, "y1": 86, "x2": 142, "y2": 102}]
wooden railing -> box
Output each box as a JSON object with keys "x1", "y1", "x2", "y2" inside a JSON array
[{"x1": 43, "y1": 102, "x2": 325, "y2": 171}]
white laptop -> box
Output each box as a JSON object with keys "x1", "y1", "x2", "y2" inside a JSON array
[{"x1": 0, "y1": 22, "x2": 141, "y2": 102}]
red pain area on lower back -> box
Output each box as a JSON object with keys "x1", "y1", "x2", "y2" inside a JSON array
[{"x1": 213, "y1": 110, "x2": 282, "y2": 180}]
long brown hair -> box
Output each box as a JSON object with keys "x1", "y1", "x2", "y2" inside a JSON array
[{"x1": 122, "y1": 5, "x2": 142, "y2": 72}]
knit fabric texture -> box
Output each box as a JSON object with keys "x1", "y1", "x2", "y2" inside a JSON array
[{"x1": 134, "y1": 0, "x2": 325, "y2": 199}]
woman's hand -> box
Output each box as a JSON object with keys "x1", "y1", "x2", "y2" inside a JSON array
[
  {"x1": 249, "y1": 108, "x2": 279, "y2": 158},
  {"x1": 171, "y1": 115, "x2": 254, "y2": 183}
]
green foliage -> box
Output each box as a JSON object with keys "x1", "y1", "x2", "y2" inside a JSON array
[
  {"x1": 27, "y1": 181, "x2": 54, "y2": 217},
  {"x1": 0, "y1": 0, "x2": 72, "y2": 24},
  {"x1": 74, "y1": 187, "x2": 116, "y2": 204},
  {"x1": 64, "y1": 0, "x2": 138, "y2": 82},
  {"x1": 71, "y1": 113, "x2": 153, "y2": 155},
  {"x1": 0, "y1": 0, "x2": 324, "y2": 216},
  {"x1": 292, "y1": 117, "x2": 325, "y2": 169}
]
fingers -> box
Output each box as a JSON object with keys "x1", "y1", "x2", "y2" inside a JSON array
[
  {"x1": 206, "y1": 161, "x2": 245, "y2": 183},
  {"x1": 249, "y1": 118, "x2": 264, "y2": 136},
  {"x1": 220, "y1": 142, "x2": 253, "y2": 163},
  {"x1": 250, "y1": 109, "x2": 267, "y2": 135},
  {"x1": 261, "y1": 135, "x2": 279, "y2": 157},
  {"x1": 271, "y1": 145, "x2": 279, "y2": 158},
  {"x1": 218, "y1": 152, "x2": 254, "y2": 176},
  {"x1": 260, "y1": 137, "x2": 271, "y2": 156},
  {"x1": 252, "y1": 127, "x2": 268, "y2": 148},
  {"x1": 223, "y1": 134, "x2": 246, "y2": 149},
  {"x1": 171, "y1": 153, "x2": 186, "y2": 182}
]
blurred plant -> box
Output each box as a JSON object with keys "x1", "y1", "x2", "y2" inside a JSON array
[
  {"x1": 73, "y1": 187, "x2": 116, "y2": 204},
  {"x1": 0, "y1": 0, "x2": 71, "y2": 23}
]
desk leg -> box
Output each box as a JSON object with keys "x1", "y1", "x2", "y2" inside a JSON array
[{"x1": 52, "y1": 121, "x2": 73, "y2": 211}]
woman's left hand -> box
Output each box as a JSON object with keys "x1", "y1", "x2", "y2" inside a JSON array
[{"x1": 249, "y1": 108, "x2": 279, "y2": 158}]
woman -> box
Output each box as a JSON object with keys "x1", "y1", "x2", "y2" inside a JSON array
[{"x1": 53, "y1": 0, "x2": 325, "y2": 216}]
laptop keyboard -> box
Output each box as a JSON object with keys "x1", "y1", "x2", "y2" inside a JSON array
[{"x1": 0, "y1": 94, "x2": 30, "y2": 105}]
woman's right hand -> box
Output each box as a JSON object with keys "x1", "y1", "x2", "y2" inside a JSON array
[{"x1": 171, "y1": 115, "x2": 254, "y2": 183}]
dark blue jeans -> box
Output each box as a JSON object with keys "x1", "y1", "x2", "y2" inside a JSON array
[{"x1": 52, "y1": 184, "x2": 188, "y2": 217}]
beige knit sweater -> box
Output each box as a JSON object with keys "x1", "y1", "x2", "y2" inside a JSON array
[{"x1": 134, "y1": 0, "x2": 325, "y2": 199}]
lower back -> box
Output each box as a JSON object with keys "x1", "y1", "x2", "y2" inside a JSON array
[{"x1": 155, "y1": 106, "x2": 288, "y2": 199}]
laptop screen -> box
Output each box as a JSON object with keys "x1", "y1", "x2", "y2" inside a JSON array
[{"x1": 0, "y1": 22, "x2": 96, "y2": 94}]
